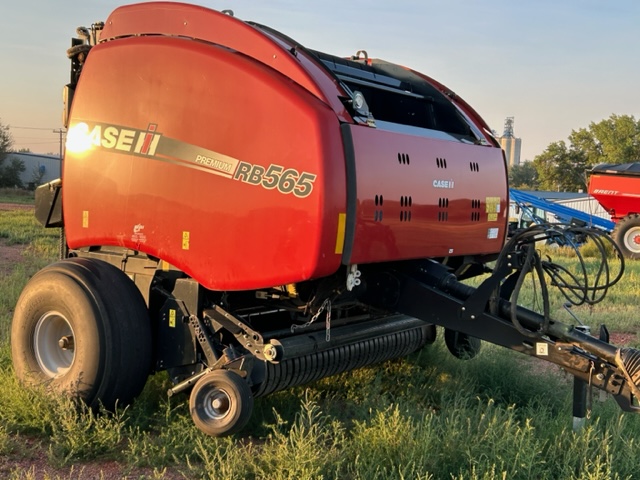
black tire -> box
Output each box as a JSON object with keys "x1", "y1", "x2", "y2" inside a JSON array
[
  {"x1": 189, "y1": 370, "x2": 254, "y2": 437},
  {"x1": 612, "y1": 214, "x2": 640, "y2": 260},
  {"x1": 444, "y1": 328, "x2": 481, "y2": 360},
  {"x1": 11, "y1": 258, "x2": 152, "y2": 410}
]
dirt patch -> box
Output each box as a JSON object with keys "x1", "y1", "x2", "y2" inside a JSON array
[
  {"x1": 0, "y1": 240, "x2": 26, "y2": 276},
  {"x1": 0, "y1": 203, "x2": 32, "y2": 211},
  {"x1": 0, "y1": 450, "x2": 187, "y2": 479},
  {"x1": 609, "y1": 332, "x2": 636, "y2": 346}
]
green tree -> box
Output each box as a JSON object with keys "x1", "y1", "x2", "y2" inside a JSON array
[
  {"x1": 533, "y1": 141, "x2": 587, "y2": 191},
  {"x1": 568, "y1": 114, "x2": 640, "y2": 167},
  {"x1": 0, "y1": 119, "x2": 25, "y2": 188},
  {"x1": 509, "y1": 161, "x2": 538, "y2": 189},
  {"x1": 0, "y1": 119, "x2": 11, "y2": 157}
]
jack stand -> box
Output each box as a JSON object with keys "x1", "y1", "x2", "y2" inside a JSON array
[{"x1": 572, "y1": 324, "x2": 591, "y2": 432}]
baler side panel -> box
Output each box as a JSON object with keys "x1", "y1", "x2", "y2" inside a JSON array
[
  {"x1": 100, "y1": 2, "x2": 352, "y2": 122},
  {"x1": 343, "y1": 125, "x2": 508, "y2": 264},
  {"x1": 64, "y1": 36, "x2": 346, "y2": 291}
]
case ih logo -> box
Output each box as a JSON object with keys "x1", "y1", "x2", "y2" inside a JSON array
[
  {"x1": 66, "y1": 121, "x2": 317, "y2": 199},
  {"x1": 66, "y1": 122, "x2": 161, "y2": 156},
  {"x1": 433, "y1": 179, "x2": 455, "y2": 189}
]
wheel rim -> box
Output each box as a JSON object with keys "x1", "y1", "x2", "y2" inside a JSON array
[
  {"x1": 201, "y1": 386, "x2": 232, "y2": 421},
  {"x1": 623, "y1": 226, "x2": 640, "y2": 253},
  {"x1": 33, "y1": 311, "x2": 75, "y2": 378}
]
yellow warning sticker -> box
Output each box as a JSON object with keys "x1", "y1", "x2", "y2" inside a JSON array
[
  {"x1": 161, "y1": 260, "x2": 170, "y2": 271},
  {"x1": 82, "y1": 210, "x2": 89, "y2": 228},
  {"x1": 182, "y1": 231, "x2": 190, "y2": 250},
  {"x1": 488, "y1": 213, "x2": 498, "y2": 222},
  {"x1": 335, "y1": 213, "x2": 346, "y2": 254},
  {"x1": 169, "y1": 309, "x2": 176, "y2": 328},
  {"x1": 485, "y1": 197, "x2": 501, "y2": 214}
]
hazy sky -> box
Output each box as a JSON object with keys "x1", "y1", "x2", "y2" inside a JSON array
[{"x1": 1, "y1": 0, "x2": 638, "y2": 160}]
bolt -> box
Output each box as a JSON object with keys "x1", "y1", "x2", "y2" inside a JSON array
[
  {"x1": 263, "y1": 344, "x2": 278, "y2": 361},
  {"x1": 596, "y1": 373, "x2": 605, "y2": 381},
  {"x1": 461, "y1": 307, "x2": 466, "y2": 312},
  {"x1": 470, "y1": 315, "x2": 476, "y2": 320},
  {"x1": 58, "y1": 336, "x2": 74, "y2": 350}
]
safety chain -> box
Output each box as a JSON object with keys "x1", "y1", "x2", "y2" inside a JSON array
[{"x1": 291, "y1": 298, "x2": 332, "y2": 343}]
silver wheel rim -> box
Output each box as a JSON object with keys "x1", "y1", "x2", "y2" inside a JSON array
[
  {"x1": 33, "y1": 311, "x2": 75, "y2": 378},
  {"x1": 202, "y1": 386, "x2": 231, "y2": 421},
  {"x1": 623, "y1": 226, "x2": 640, "y2": 253}
]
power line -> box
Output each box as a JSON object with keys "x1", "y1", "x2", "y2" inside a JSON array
[
  {"x1": 10, "y1": 125, "x2": 61, "y2": 131},
  {"x1": 13, "y1": 136, "x2": 63, "y2": 140}
]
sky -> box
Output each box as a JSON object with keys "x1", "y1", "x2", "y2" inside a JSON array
[{"x1": 1, "y1": 0, "x2": 639, "y2": 161}]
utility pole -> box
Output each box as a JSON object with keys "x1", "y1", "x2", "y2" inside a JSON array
[{"x1": 53, "y1": 129, "x2": 65, "y2": 159}]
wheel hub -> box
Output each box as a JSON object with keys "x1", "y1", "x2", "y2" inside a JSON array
[
  {"x1": 624, "y1": 227, "x2": 640, "y2": 252},
  {"x1": 33, "y1": 312, "x2": 75, "y2": 378},
  {"x1": 204, "y1": 389, "x2": 231, "y2": 420}
]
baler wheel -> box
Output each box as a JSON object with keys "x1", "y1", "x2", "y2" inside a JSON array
[
  {"x1": 612, "y1": 214, "x2": 640, "y2": 260},
  {"x1": 189, "y1": 370, "x2": 253, "y2": 437},
  {"x1": 11, "y1": 258, "x2": 152, "y2": 410},
  {"x1": 444, "y1": 328, "x2": 482, "y2": 360}
]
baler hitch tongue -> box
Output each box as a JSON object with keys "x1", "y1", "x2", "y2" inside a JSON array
[{"x1": 615, "y1": 347, "x2": 640, "y2": 406}]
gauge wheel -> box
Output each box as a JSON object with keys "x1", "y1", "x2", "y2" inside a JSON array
[
  {"x1": 444, "y1": 328, "x2": 482, "y2": 360},
  {"x1": 189, "y1": 370, "x2": 254, "y2": 437}
]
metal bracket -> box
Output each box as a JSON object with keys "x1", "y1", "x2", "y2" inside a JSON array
[
  {"x1": 187, "y1": 313, "x2": 219, "y2": 366},
  {"x1": 204, "y1": 306, "x2": 267, "y2": 361},
  {"x1": 347, "y1": 264, "x2": 362, "y2": 291},
  {"x1": 460, "y1": 262, "x2": 512, "y2": 322}
]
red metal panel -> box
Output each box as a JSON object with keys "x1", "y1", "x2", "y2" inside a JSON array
[
  {"x1": 64, "y1": 36, "x2": 346, "y2": 290},
  {"x1": 589, "y1": 174, "x2": 640, "y2": 220},
  {"x1": 345, "y1": 125, "x2": 508, "y2": 264},
  {"x1": 100, "y1": 2, "x2": 352, "y2": 122}
]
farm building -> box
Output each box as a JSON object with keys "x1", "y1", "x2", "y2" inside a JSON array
[{"x1": 6, "y1": 152, "x2": 61, "y2": 189}]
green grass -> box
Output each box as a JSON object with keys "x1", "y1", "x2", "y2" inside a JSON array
[
  {"x1": 0, "y1": 188, "x2": 34, "y2": 205},
  {"x1": 2, "y1": 212, "x2": 640, "y2": 478}
]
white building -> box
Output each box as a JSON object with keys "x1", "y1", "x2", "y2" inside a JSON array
[{"x1": 5, "y1": 152, "x2": 61, "y2": 188}]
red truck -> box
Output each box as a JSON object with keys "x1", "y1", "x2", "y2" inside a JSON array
[
  {"x1": 11, "y1": 2, "x2": 640, "y2": 436},
  {"x1": 589, "y1": 163, "x2": 640, "y2": 259}
]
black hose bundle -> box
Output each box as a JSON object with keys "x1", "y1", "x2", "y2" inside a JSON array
[{"x1": 495, "y1": 224, "x2": 624, "y2": 337}]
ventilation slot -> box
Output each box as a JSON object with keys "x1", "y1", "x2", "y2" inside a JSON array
[
  {"x1": 471, "y1": 198, "x2": 481, "y2": 221},
  {"x1": 374, "y1": 194, "x2": 384, "y2": 222},
  {"x1": 400, "y1": 195, "x2": 413, "y2": 222},
  {"x1": 470, "y1": 162, "x2": 479, "y2": 172},
  {"x1": 436, "y1": 157, "x2": 448, "y2": 168},
  {"x1": 397, "y1": 153, "x2": 411, "y2": 165},
  {"x1": 438, "y1": 197, "x2": 449, "y2": 222}
]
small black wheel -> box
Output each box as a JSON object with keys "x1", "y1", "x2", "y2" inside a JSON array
[
  {"x1": 612, "y1": 214, "x2": 640, "y2": 260},
  {"x1": 11, "y1": 258, "x2": 151, "y2": 410},
  {"x1": 189, "y1": 370, "x2": 253, "y2": 437},
  {"x1": 444, "y1": 328, "x2": 481, "y2": 360}
]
